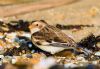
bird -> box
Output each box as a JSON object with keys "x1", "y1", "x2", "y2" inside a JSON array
[{"x1": 29, "y1": 20, "x2": 78, "y2": 54}]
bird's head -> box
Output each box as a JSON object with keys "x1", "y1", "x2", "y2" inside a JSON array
[{"x1": 29, "y1": 20, "x2": 47, "y2": 34}]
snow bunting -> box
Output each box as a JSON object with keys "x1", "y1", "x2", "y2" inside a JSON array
[{"x1": 29, "y1": 20, "x2": 77, "y2": 54}]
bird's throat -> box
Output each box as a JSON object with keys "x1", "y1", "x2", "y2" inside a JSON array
[{"x1": 31, "y1": 28, "x2": 40, "y2": 34}]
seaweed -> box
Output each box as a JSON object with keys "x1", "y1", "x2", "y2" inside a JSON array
[
  {"x1": 56, "y1": 24, "x2": 94, "y2": 30},
  {"x1": 77, "y1": 34, "x2": 99, "y2": 51},
  {"x1": 7, "y1": 20, "x2": 30, "y2": 32}
]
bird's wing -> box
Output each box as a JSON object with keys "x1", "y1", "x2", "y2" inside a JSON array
[
  {"x1": 49, "y1": 25, "x2": 76, "y2": 44},
  {"x1": 44, "y1": 42, "x2": 74, "y2": 48}
]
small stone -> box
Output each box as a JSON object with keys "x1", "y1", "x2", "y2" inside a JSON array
[
  {"x1": 76, "y1": 56, "x2": 87, "y2": 62},
  {"x1": 95, "y1": 51, "x2": 100, "y2": 56},
  {"x1": 92, "y1": 61, "x2": 98, "y2": 65},
  {"x1": 26, "y1": 54, "x2": 33, "y2": 58},
  {"x1": 12, "y1": 57, "x2": 17, "y2": 64},
  {"x1": 5, "y1": 32, "x2": 17, "y2": 42},
  {"x1": 28, "y1": 43, "x2": 33, "y2": 48},
  {"x1": 31, "y1": 50, "x2": 35, "y2": 53},
  {"x1": 0, "y1": 55, "x2": 4, "y2": 58},
  {"x1": 0, "y1": 33, "x2": 4, "y2": 39},
  {"x1": 64, "y1": 63, "x2": 78, "y2": 68},
  {"x1": 3, "y1": 56, "x2": 12, "y2": 63}
]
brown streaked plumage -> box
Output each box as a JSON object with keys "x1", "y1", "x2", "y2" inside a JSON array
[{"x1": 29, "y1": 20, "x2": 77, "y2": 54}]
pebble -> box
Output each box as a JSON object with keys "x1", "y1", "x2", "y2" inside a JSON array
[
  {"x1": 5, "y1": 32, "x2": 17, "y2": 43},
  {"x1": 95, "y1": 51, "x2": 100, "y2": 56},
  {"x1": 92, "y1": 61, "x2": 98, "y2": 65},
  {"x1": 76, "y1": 56, "x2": 87, "y2": 62},
  {"x1": 31, "y1": 50, "x2": 35, "y2": 53},
  {"x1": 64, "y1": 63, "x2": 78, "y2": 68},
  {"x1": 11, "y1": 57, "x2": 17, "y2": 64},
  {"x1": 0, "y1": 33, "x2": 4, "y2": 39},
  {"x1": 26, "y1": 54, "x2": 33, "y2": 58},
  {"x1": 0, "y1": 55, "x2": 4, "y2": 59},
  {"x1": 3, "y1": 56, "x2": 12, "y2": 63},
  {"x1": 28, "y1": 43, "x2": 33, "y2": 48}
]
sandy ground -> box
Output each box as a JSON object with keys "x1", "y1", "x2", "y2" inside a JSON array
[
  {"x1": 0, "y1": 0, "x2": 37, "y2": 5},
  {"x1": 0, "y1": 0, "x2": 76, "y2": 17},
  {"x1": 0, "y1": 0, "x2": 100, "y2": 42}
]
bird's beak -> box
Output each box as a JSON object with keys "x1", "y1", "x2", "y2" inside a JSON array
[
  {"x1": 28, "y1": 25, "x2": 40, "y2": 34},
  {"x1": 28, "y1": 24, "x2": 34, "y2": 34}
]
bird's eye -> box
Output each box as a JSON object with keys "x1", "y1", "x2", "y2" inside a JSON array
[{"x1": 36, "y1": 24, "x2": 38, "y2": 26}]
